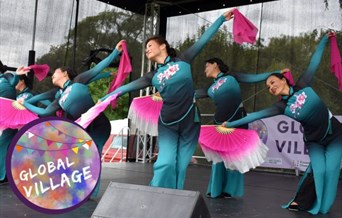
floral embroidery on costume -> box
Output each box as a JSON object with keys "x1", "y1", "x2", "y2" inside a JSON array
[
  {"x1": 289, "y1": 91, "x2": 307, "y2": 117},
  {"x1": 211, "y1": 78, "x2": 227, "y2": 92},
  {"x1": 157, "y1": 64, "x2": 179, "y2": 90},
  {"x1": 17, "y1": 93, "x2": 29, "y2": 101},
  {"x1": 59, "y1": 86, "x2": 72, "y2": 105}
]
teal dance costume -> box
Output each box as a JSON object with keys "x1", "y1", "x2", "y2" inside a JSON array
[
  {"x1": 0, "y1": 72, "x2": 19, "y2": 181},
  {"x1": 16, "y1": 87, "x2": 50, "y2": 107},
  {"x1": 226, "y1": 35, "x2": 342, "y2": 214},
  {"x1": 196, "y1": 70, "x2": 280, "y2": 198},
  {"x1": 16, "y1": 87, "x2": 34, "y2": 101},
  {"x1": 101, "y1": 15, "x2": 229, "y2": 189},
  {"x1": 24, "y1": 48, "x2": 121, "y2": 196}
]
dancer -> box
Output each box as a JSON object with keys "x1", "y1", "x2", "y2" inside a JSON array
[
  {"x1": 196, "y1": 57, "x2": 286, "y2": 198},
  {"x1": 23, "y1": 40, "x2": 124, "y2": 197},
  {"x1": 0, "y1": 71, "x2": 18, "y2": 99},
  {"x1": 99, "y1": 10, "x2": 235, "y2": 189},
  {"x1": 15, "y1": 74, "x2": 35, "y2": 101},
  {"x1": 0, "y1": 70, "x2": 24, "y2": 184},
  {"x1": 223, "y1": 33, "x2": 342, "y2": 215},
  {"x1": 1, "y1": 66, "x2": 49, "y2": 184}
]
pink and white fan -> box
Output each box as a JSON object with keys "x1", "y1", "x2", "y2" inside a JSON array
[
  {"x1": 75, "y1": 93, "x2": 120, "y2": 129},
  {"x1": 199, "y1": 125, "x2": 268, "y2": 173},
  {"x1": 127, "y1": 94, "x2": 163, "y2": 136},
  {"x1": 0, "y1": 97, "x2": 38, "y2": 132}
]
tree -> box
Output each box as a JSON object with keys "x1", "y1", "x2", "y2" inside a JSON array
[
  {"x1": 324, "y1": 0, "x2": 342, "y2": 9},
  {"x1": 34, "y1": 8, "x2": 342, "y2": 122},
  {"x1": 175, "y1": 24, "x2": 342, "y2": 116},
  {"x1": 35, "y1": 9, "x2": 144, "y2": 120}
]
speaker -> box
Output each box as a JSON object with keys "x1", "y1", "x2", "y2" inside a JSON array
[{"x1": 92, "y1": 182, "x2": 211, "y2": 218}]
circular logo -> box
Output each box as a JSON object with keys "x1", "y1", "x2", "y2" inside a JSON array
[
  {"x1": 249, "y1": 119, "x2": 268, "y2": 144},
  {"x1": 6, "y1": 117, "x2": 101, "y2": 214}
]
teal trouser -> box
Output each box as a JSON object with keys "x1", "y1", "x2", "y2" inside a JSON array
[
  {"x1": 206, "y1": 162, "x2": 244, "y2": 198},
  {"x1": 150, "y1": 108, "x2": 200, "y2": 189},
  {"x1": 283, "y1": 133, "x2": 342, "y2": 214},
  {"x1": 0, "y1": 128, "x2": 17, "y2": 180},
  {"x1": 88, "y1": 114, "x2": 111, "y2": 198},
  {"x1": 306, "y1": 135, "x2": 342, "y2": 214},
  {"x1": 206, "y1": 107, "x2": 247, "y2": 198}
]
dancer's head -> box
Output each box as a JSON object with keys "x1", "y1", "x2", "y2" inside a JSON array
[
  {"x1": 52, "y1": 66, "x2": 77, "y2": 88},
  {"x1": 145, "y1": 36, "x2": 176, "y2": 63},
  {"x1": 204, "y1": 58, "x2": 229, "y2": 78},
  {"x1": 266, "y1": 73, "x2": 291, "y2": 96},
  {"x1": 16, "y1": 75, "x2": 32, "y2": 91}
]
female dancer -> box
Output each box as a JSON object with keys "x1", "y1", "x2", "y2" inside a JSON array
[
  {"x1": 223, "y1": 33, "x2": 342, "y2": 214},
  {"x1": 100, "y1": 10, "x2": 234, "y2": 189},
  {"x1": 196, "y1": 57, "x2": 285, "y2": 198},
  {"x1": 23, "y1": 40, "x2": 124, "y2": 196},
  {"x1": 0, "y1": 70, "x2": 22, "y2": 183},
  {"x1": 15, "y1": 74, "x2": 35, "y2": 101}
]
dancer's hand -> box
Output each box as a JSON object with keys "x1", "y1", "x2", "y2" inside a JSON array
[
  {"x1": 223, "y1": 9, "x2": 235, "y2": 21},
  {"x1": 96, "y1": 99, "x2": 102, "y2": 105},
  {"x1": 17, "y1": 98, "x2": 24, "y2": 105},
  {"x1": 116, "y1": 40, "x2": 126, "y2": 52},
  {"x1": 327, "y1": 31, "x2": 336, "y2": 38},
  {"x1": 16, "y1": 66, "x2": 30, "y2": 75},
  {"x1": 221, "y1": 122, "x2": 228, "y2": 127}
]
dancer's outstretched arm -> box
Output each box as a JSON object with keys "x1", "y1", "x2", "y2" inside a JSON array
[
  {"x1": 74, "y1": 40, "x2": 124, "y2": 84},
  {"x1": 181, "y1": 10, "x2": 233, "y2": 63},
  {"x1": 100, "y1": 70, "x2": 154, "y2": 102},
  {"x1": 23, "y1": 89, "x2": 60, "y2": 116},
  {"x1": 296, "y1": 34, "x2": 329, "y2": 88},
  {"x1": 224, "y1": 103, "x2": 284, "y2": 127}
]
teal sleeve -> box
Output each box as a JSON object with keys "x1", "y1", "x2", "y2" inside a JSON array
[
  {"x1": 24, "y1": 89, "x2": 59, "y2": 116},
  {"x1": 227, "y1": 105, "x2": 282, "y2": 127},
  {"x1": 233, "y1": 70, "x2": 281, "y2": 83},
  {"x1": 4, "y1": 72, "x2": 19, "y2": 86},
  {"x1": 75, "y1": 48, "x2": 121, "y2": 84},
  {"x1": 297, "y1": 35, "x2": 328, "y2": 87},
  {"x1": 100, "y1": 71, "x2": 154, "y2": 102},
  {"x1": 25, "y1": 89, "x2": 57, "y2": 105},
  {"x1": 39, "y1": 99, "x2": 52, "y2": 107},
  {"x1": 24, "y1": 99, "x2": 60, "y2": 116},
  {"x1": 87, "y1": 72, "x2": 112, "y2": 84},
  {"x1": 181, "y1": 15, "x2": 226, "y2": 63}
]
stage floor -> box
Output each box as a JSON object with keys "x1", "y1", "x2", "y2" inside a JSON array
[{"x1": 0, "y1": 163, "x2": 341, "y2": 218}]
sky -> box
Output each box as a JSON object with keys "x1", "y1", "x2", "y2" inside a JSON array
[
  {"x1": 0, "y1": 0, "x2": 341, "y2": 68},
  {"x1": 0, "y1": 0, "x2": 111, "y2": 67},
  {"x1": 166, "y1": 0, "x2": 342, "y2": 46}
]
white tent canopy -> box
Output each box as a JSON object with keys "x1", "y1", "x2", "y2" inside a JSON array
[{"x1": 110, "y1": 118, "x2": 128, "y2": 135}]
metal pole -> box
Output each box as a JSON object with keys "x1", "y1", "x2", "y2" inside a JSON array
[
  {"x1": 253, "y1": 3, "x2": 264, "y2": 111},
  {"x1": 73, "y1": 0, "x2": 80, "y2": 69},
  {"x1": 31, "y1": 0, "x2": 38, "y2": 51},
  {"x1": 28, "y1": 0, "x2": 39, "y2": 88}
]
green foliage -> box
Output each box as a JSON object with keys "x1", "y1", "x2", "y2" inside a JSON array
[
  {"x1": 34, "y1": 8, "x2": 342, "y2": 123},
  {"x1": 35, "y1": 9, "x2": 144, "y2": 120},
  {"x1": 183, "y1": 25, "x2": 342, "y2": 115},
  {"x1": 87, "y1": 68, "x2": 130, "y2": 120}
]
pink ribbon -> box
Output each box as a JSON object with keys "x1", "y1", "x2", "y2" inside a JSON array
[
  {"x1": 330, "y1": 35, "x2": 342, "y2": 91},
  {"x1": 283, "y1": 70, "x2": 295, "y2": 86},
  {"x1": 108, "y1": 41, "x2": 132, "y2": 108},
  {"x1": 232, "y1": 9, "x2": 258, "y2": 44},
  {"x1": 25, "y1": 64, "x2": 50, "y2": 81}
]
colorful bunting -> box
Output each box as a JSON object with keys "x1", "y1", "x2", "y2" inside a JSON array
[{"x1": 71, "y1": 147, "x2": 79, "y2": 154}]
